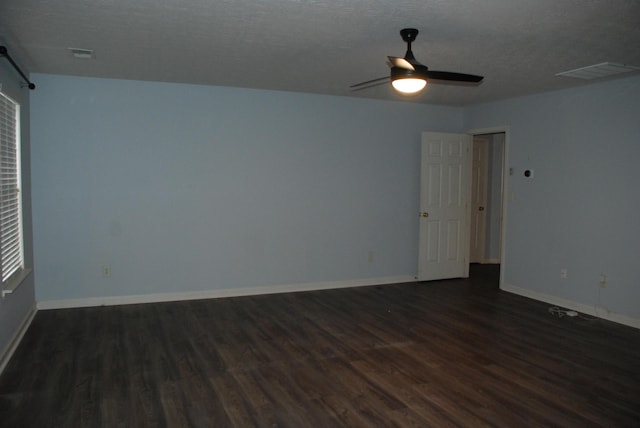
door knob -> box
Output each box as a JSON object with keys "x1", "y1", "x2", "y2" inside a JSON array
[
  {"x1": 479, "y1": 206, "x2": 485, "y2": 211},
  {"x1": 420, "y1": 212, "x2": 429, "y2": 218}
]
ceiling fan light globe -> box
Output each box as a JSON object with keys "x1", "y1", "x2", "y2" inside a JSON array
[{"x1": 392, "y1": 78, "x2": 427, "y2": 94}]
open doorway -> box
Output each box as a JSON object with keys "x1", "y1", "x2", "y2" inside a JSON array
[{"x1": 470, "y1": 132, "x2": 505, "y2": 278}]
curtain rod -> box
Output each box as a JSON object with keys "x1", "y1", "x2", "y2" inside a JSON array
[{"x1": 0, "y1": 46, "x2": 36, "y2": 90}]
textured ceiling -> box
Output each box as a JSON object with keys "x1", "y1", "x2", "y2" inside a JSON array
[{"x1": 1, "y1": 0, "x2": 639, "y2": 105}]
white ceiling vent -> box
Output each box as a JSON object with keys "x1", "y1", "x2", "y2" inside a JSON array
[
  {"x1": 556, "y1": 62, "x2": 640, "y2": 80},
  {"x1": 68, "y1": 48, "x2": 95, "y2": 59}
]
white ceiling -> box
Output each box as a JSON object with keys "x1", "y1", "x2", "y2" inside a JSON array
[{"x1": 1, "y1": 0, "x2": 639, "y2": 106}]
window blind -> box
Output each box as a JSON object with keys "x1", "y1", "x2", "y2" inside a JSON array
[{"x1": 0, "y1": 91, "x2": 24, "y2": 283}]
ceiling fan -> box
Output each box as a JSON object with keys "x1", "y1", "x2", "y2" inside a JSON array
[{"x1": 350, "y1": 28, "x2": 483, "y2": 95}]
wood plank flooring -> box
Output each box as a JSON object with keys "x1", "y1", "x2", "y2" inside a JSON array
[{"x1": 1, "y1": 265, "x2": 639, "y2": 427}]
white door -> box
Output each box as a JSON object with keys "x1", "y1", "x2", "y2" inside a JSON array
[
  {"x1": 470, "y1": 136, "x2": 489, "y2": 263},
  {"x1": 418, "y1": 132, "x2": 472, "y2": 281}
]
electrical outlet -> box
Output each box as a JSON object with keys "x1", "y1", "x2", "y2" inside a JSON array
[
  {"x1": 599, "y1": 274, "x2": 608, "y2": 288},
  {"x1": 102, "y1": 265, "x2": 111, "y2": 278},
  {"x1": 560, "y1": 268, "x2": 568, "y2": 279},
  {"x1": 367, "y1": 251, "x2": 374, "y2": 263}
]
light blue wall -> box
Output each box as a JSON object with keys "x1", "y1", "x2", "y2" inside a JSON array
[
  {"x1": 29, "y1": 72, "x2": 640, "y2": 321},
  {"x1": 0, "y1": 51, "x2": 36, "y2": 356},
  {"x1": 467, "y1": 75, "x2": 640, "y2": 319},
  {"x1": 31, "y1": 74, "x2": 465, "y2": 301}
]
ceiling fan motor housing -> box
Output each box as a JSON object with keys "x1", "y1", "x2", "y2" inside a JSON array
[{"x1": 391, "y1": 64, "x2": 428, "y2": 81}]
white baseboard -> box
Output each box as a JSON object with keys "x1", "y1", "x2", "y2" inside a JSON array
[
  {"x1": 501, "y1": 283, "x2": 640, "y2": 329},
  {"x1": 37, "y1": 275, "x2": 416, "y2": 310},
  {"x1": 0, "y1": 303, "x2": 37, "y2": 375}
]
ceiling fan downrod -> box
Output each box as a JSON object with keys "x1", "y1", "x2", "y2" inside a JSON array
[{"x1": 400, "y1": 28, "x2": 419, "y2": 62}]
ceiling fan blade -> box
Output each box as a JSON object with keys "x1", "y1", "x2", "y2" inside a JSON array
[
  {"x1": 350, "y1": 79, "x2": 391, "y2": 92},
  {"x1": 423, "y1": 70, "x2": 484, "y2": 83},
  {"x1": 387, "y1": 56, "x2": 414, "y2": 70},
  {"x1": 350, "y1": 76, "x2": 390, "y2": 89}
]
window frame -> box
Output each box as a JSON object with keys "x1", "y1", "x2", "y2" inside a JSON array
[{"x1": 0, "y1": 89, "x2": 27, "y2": 297}]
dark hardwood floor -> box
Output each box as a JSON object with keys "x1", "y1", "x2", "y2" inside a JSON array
[{"x1": 1, "y1": 265, "x2": 639, "y2": 427}]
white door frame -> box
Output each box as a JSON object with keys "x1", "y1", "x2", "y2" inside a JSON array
[{"x1": 467, "y1": 126, "x2": 509, "y2": 290}]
